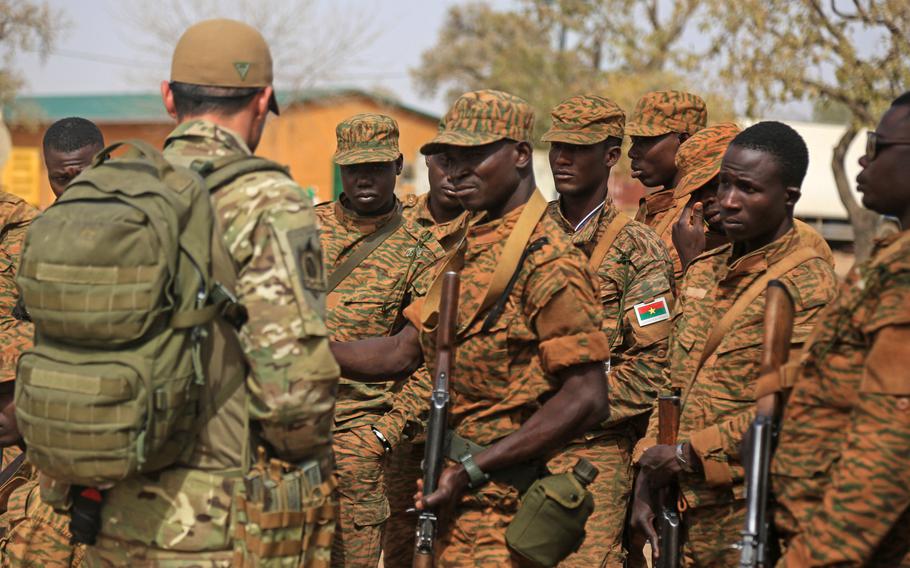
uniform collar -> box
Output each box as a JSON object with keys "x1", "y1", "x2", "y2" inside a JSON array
[
  {"x1": 164, "y1": 119, "x2": 252, "y2": 156},
  {"x1": 548, "y1": 198, "x2": 618, "y2": 245},
  {"x1": 721, "y1": 225, "x2": 802, "y2": 280},
  {"x1": 641, "y1": 187, "x2": 676, "y2": 215},
  {"x1": 335, "y1": 195, "x2": 402, "y2": 234}
]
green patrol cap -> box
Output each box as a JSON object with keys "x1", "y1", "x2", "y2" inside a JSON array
[
  {"x1": 333, "y1": 113, "x2": 401, "y2": 165},
  {"x1": 541, "y1": 94, "x2": 625, "y2": 145},
  {"x1": 626, "y1": 90, "x2": 707, "y2": 137},
  {"x1": 170, "y1": 18, "x2": 280, "y2": 115},
  {"x1": 420, "y1": 89, "x2": 534, "y2": 155}
]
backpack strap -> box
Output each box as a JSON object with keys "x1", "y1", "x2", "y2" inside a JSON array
[
  {"x1": 588, "y1": 211, "x2": 632, "y2": 271},
  {"x1": 688, "y1": 247, "x2": 823, "y2": 387},
  {"x1": 199, "y1": 155, "x2": 291, "y2": 194}
]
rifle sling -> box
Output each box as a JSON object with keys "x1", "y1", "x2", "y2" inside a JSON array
[
  {"x1": 327, "y1": 211, "x2": 404, "y2": 293},
  {"x1": 0, "y1": 452, "x2": 27, "y2": 491},
  {"x1": 588, "y1": 210, "x2": 632, "y2": 271},
  {"x1": 681, "y1": 247, "x2": 823, "y2": 409},
  {"x1": 421, "y1": 190, "x2": 548, "y2": 332}
]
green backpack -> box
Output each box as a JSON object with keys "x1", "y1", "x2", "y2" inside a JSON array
[{"x1": 15, "y1": 140, "x2": 222, "y2": 486}]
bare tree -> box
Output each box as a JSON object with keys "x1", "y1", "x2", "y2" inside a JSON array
[
  {"x1": 114, "y1": 0, "x2": 382, "y2": 92},
  {"x1": 0, "y1": 0, "x2": 63, "y2": 104}
]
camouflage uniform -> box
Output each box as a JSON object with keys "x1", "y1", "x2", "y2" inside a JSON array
[
  {"x1": 319, "y1": 114, "x2": 445, "y2": 568},
  {"x1": 0, "y1": 192, "x2": 37, "y2": 383},
  {"x1": 407, "y1": 90, "x2": 613, "y2": 567},
  {"x1": 772, "y1": 229, "x2": 910, "y2": 566},
  {"x1": 627, "y1": 91, "x2": 707, "y2": 279},
  {"x1": 540, "y1": 95, "x2": 675, "y2": 567},
  {"x1": 381, "y1": 194, "x2": 465, "y2": 568},
  {"x1": 87, "y1": 111, "x2": 339, "y2": 564},
  {"x1": 633, "y1": 226, "x2": 837, "y2": 566}
]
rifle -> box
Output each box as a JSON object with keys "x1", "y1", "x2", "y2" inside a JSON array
[
  {"x1": 739, "y1": 280, "x2": 794, "y2": 567},
  {"x1": 413, "y1": 271, "x2": 460, "y2": 568},
  {"x1": 656, "y1": 389, "x2": 681, "y2": 568}
]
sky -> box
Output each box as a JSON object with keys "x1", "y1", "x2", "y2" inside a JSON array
[{"x1": 12, "y1": 0, "x2": 518, "y2": 116}]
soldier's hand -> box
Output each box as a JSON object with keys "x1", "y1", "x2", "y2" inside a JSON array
[
  {"x1": 638, "y1": 444, "x2": 681, "y2": 488},
  {"x1": 672, "y1": 201, "x2": 706, "y2": 271},
  {"x1": 630, "y1": 473, "x2": 659, "y2": 559},
  {"x1": 414, "y1": 464, "x2": 468, "y2": 512}
]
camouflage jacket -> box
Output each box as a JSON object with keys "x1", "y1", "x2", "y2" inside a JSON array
[
  {"x1": 773, "y1": 229, "x2": 910, "y2": 567},
  {"x1": 404, "y1": 198, "x2": 611, "y2": 449},
  {"x1": 547, "y1": 200, "x2": 674, "y2": 433},
  {"x1": 643, "y1": 226, "x2": 836, "y2": 509},
  {"x1": 635, "y1": 188, "x2": 688, "y2": 281},
  {"x1": 163, "y1": 120, "x2": 340, "y2": 464},
  {"x1": 316, "y1": 197, "x2": 444, "y2": 436},
  {"x1": 0, "y1": 451, "x2": 84, "y2": 567},
  {"x1": 402, "y1": 192, "x2": 466, "y2": 252},
  {"x1": 0, "y1": 192, "x2": 38, "y2": 382}
]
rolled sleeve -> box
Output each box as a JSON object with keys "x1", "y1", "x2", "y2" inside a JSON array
[{"x1": 539, "y1": 330, "x2": 611, "y2": 374}]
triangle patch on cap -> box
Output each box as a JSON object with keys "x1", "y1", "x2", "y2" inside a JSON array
[
  {"x1": 633, "y1": 297, "x2": 670, "y2": 327},
  {"x1": 234, "y1": 61, "x2": 251, "y2": 81}
]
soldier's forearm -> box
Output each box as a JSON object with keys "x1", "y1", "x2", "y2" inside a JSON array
[
  {"x1": 474, "y1": 361, "x2": 609, "y2": 474},
  {"x1": 329, "y1": 323, "x2": 423, "y2": 381}
]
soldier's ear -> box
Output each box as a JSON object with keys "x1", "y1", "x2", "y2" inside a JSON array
[
  {"x1": 785, "y1": 186, "x2": 801, "y2": 209},
  {"x1": 604, "y1": 143, "x2": 622, "y2": 169},
  {"x1": 161, "y1": 81, "x2": 178, "y2": 120},
  {"x1": 395, "y1": 154, "x2": 404, "y2": 175},
  {"x1": 514, "y1": 141, "x2": 533, "y2": 169}
]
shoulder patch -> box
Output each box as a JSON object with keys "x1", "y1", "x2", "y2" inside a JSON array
[{"x1": 634, "y1": 297, "x2": 671, "y2": 326}]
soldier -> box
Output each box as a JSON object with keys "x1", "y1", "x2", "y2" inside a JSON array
[
  {"x1": 85, "y1": 18, "x2": 340, "y2": 565},
  {"x1": 627, "y1": 90, "x2": 707, "y2": 280},
  {"x1": 629, "y1": 121, "x2": 837, "y2": 567},
  {"x1": 42, "y1": 117, "x2": 105, "y2": 197},
  {"x1": 329, "y1": 89, "x2": 612, "y2": 566},
  {"x1": 770, "y1": 92, "x2": 910, "y2": 566},
  {"x1": 540, "y1": 94, "x2": 674, "y2": 566},
  {"x1": 383, "y1": 154, "x2": 465, "y2": 567},
  {"x1": 316, "y1": 113, "x2": 444, "y2": 568},
  {"x1": 670, "y1": 122, "x2": 742, "y2": 270}
]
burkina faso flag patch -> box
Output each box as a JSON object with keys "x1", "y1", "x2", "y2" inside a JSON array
[{"x1": 633, "y1": 297, "x2": 670, "y2": 326}]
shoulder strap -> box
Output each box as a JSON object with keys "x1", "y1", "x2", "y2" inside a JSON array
[
  {"x1": 327, "y1": 212, "x2": 404, "y2": 293},
  {"x1": 691, "y1": 247, "x2": 823, "y2": 380},
  {"x1": 0, "y1": 451, "x2": 27, "y2": 496},
  {"x1": 653, "y1": 196, "x2": 689, "y2": 239},
  {"x1": 200, "y1": 155, "x2": 291, "y2": 194},
  {"x1": 420, "y1": 189, "x2": 549, "y2": 331},
  {"x1": 588, "y1": 211, "x2": 632, "y2": 271}
]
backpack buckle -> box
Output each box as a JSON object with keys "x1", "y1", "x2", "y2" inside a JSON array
[{"x1": 211, "y1": 282, "x2": 248, "y2": 330}]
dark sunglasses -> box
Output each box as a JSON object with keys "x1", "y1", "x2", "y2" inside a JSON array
[{"x1": 865, "y1": 131, "x2": 910, "y2": 161}]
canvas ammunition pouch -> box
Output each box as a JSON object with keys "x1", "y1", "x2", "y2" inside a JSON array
[
  {"x1": 233, "y1": 448, "x2": 336, "y2": 568},
  {"x1": 505, "y1": 460, "x2": 598, "y2": 567}
]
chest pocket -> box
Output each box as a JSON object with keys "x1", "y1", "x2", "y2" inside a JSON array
[
  {"x1": 338, "y1": 288, "x2": 405, "y2": 335},
  {"x1": 452, "y1": 310, "x2": 515, "y2": 398}
]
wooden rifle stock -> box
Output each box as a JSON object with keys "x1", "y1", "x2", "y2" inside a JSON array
[
  {"x1": 739, "y1": 280, "x2": 794, "y2": 567},
  {"x1": 413, "y1": 271, "x2": 460, "y2": 568},
  {"x1": 656, "y1": 390, "x2": 681, "y2": 568}
]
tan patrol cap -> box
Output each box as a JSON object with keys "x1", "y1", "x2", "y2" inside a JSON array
[{"x1": 170, "y1": 18, "x2": 280, "y2": 115}]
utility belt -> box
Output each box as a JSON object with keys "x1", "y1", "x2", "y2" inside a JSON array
[{"x1": 445, "y1": 430, "x2": 598, "y2": 567}]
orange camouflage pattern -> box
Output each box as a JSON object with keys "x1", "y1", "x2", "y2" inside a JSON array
[
  {"x1": 540, "y1": 94, "x2": 625, "y2": 145},
  {"x1": 626, "y1": 90, "x2": 707, "y2": 137},
  {"x1": 420, "y1": 90, "x2": 534, "y2": 154},
  {"x1": 317, "y1": 198, "x2": 443, "y2": 568},
  {"x1": 333, "y1": 113, "x2": 401, "y2": 166},
  {"x1": 773, "y1": 229, "x2": 910, "y2": 567},
  {"x1": 635, "y1": 188, "x2": 687, "y2": 280},
  {"x1": 402, "y1": 192, "x2": 466, "y2": 252},
  {"x1": 546, "y1": 199, "x2": 674, "y2": 566},
  {"x1": 0, "y1": 191, "x2": 38, "y2": 383},
  {"x1": 674, "y1": 122, "x2": 741, "y2": 199},
  {"x1": 403, "y1": 199, "x2": 611, "y2": 564},
  {"x1": 635, "y1": 226, "x2": 836, "y2": 558}
]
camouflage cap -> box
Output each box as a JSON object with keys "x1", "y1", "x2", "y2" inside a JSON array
[
  {"x1": 541, "y1": 94, "x2": 625, "y2": 145},
  {"x1": 674, "y1": 122, "x2": 742, "y2": 198},
  {"x1": 420, "y1": 90, "x2": 534, "y2": 155},
  {"x1": 333, "y1": 113, "x2": 401, "y2": 165},
  {"x1": 171, "y1": 18, "x2": 280, "y2": 114},
  {"x1": 626, "y1": 90, "x2": 707, "y2": 137}
]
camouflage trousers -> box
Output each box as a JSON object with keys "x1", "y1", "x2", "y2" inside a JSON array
[
  {"x1": 680, "y1": 500, "x2": 745, "y2": 567},
  {"x1": 547, "y1": 432, "x2": 635, "y2": 568},
  {"x1": 381, "y1": 440, "x2": 422, "y2": 568},
  {"x1": 332, "y1": 425, "x2": 389, "y2": 568},
  {"x1": 0, "y1": 479, "x2": 85, "y2": 567},
  {"x1": 436, "y1": 501, "x2": 526, "y2": 567}
]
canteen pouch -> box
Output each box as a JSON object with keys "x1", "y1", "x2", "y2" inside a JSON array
[
  {"x1": 232, "y1": 448, "x2": 336, "y2": 568},
  {"x1": 505, "y1": 462, "x2": 597, "y2": 567}
]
